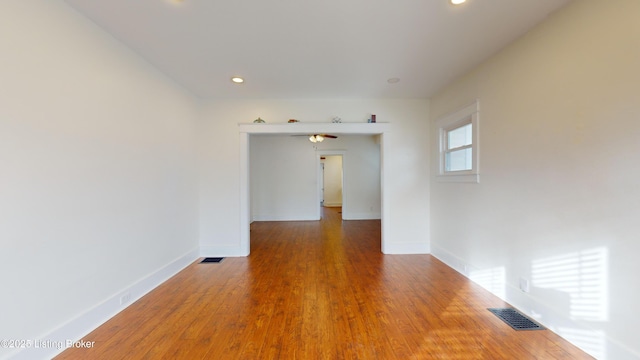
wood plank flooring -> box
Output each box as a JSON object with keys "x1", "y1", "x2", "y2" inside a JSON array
[{"x1": 55, "y1": 207, "x2": 593, "y2": 359}]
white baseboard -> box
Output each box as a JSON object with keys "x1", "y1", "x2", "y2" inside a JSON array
[
  {"x1": 430, "y1": 242, "x2": 468, "y2": 275},
  {"x1": 200, "y1": 245, "x2": 249, "y2": 257},
  {"x1": 342, "y1": 211, "x2": 381, "y2": 220},
  {"x1": 430, "y1": 242, "x2": 640, "y2": 360},
  {"x1": 251, "y1": 214, "x2": 319, "y2": 221},
  {"x1": 8, "y1": 248, "x2": 199, "y2": 360},
  {"x1": 381, "y1": 241, "x2": 429, "y2": 254}
]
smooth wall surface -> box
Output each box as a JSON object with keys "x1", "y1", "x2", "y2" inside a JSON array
[
  {"x1": 0, "y1": 2, "x2": 199, "y2": 358},
  {"x1": 251, "y1": 135, "x2": 377, "y2": 221},
  {"x1": 430, "y1": 0, "x2": 640, "y2": 359},
  {"x1": 322, "y1": 155, "x2": 344, "y2": 208},
  {"x1": 250, "y1": 134, "x2": 320, "y2": 221},
  {"x1": 198, "y1": 99, "x2": 430, "y2": 255}
]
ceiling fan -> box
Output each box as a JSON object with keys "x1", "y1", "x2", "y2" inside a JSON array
[{"x1": 293, "y1": 134, "x2": 338, "y2": 143}]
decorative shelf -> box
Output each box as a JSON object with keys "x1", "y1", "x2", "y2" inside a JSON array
[{"x1": 238, "y1": 122, "x2": 389, "y2": 135}]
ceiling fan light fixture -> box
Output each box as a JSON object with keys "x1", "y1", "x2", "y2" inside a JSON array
[
  {"x1": 231, "y1": 76, "x2": 244, "y2": 84},
  {"x1": 308, "y1": 134, "x2": 325, "y2": 143}
]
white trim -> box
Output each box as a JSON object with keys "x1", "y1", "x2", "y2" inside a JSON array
[
  {"x1": 436, "y1": 173, "x2": 479, "y2": 183},
  {"x1": 436, "y1": 101, "x2": 480, "y2": 183},
  {"x1": 317, "y1": 150, "x2": 347, "y2": 220},
  {"x1": 342, "y1": 211, "x2": 381, "y2": 220},
  {"x1": 379, "y1": 133, "x2": 389, "y2": 254},
  {"x1": 239, "y1": 122, "x2": 390, "y2": 135},
  {"x1": 251, "y1": 214, "x2": 320, "y2": 221},
  {"x1": 436, "y1": 101, "x2": 479, "y2": 128},
  {"x1": 200, "y1": 245, "x2": 248, "y2": 258},
  {"x1": 239, "y1": 123, "x2": 390, "y2": 255},
  {"x1": 8, "y1": 249, "x2": 199, "y2": 360},
  {"x1": 239, "y1": 132, "x2": 250, "y2": 256},
  {"x1": 381, "y1": 241, "x2": 429, "y2": 254},
  {"x1": 430, "y1": 242, "x2": 471, "y2": 277}
]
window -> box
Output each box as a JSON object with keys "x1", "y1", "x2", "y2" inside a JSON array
[
  {"x1": 437, "y1": 101, "x2": 479, "y2": 183},
  {"x1": 444, "y1": 122, "x2": 473, "y2": 172}
]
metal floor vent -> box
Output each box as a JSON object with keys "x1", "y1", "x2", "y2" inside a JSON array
[
  {"x1": 200, "y1": 257, "x2": 224, "y2": 263},
  {"x1": 488, "y1": 308, "x2": 545, "y2": 331}
]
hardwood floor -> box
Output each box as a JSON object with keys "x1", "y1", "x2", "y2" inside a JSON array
[{"x1": 56, "y1": 207, "x2": 592, "y2": 359}]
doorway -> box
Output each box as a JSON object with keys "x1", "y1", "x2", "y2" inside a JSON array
[
  {"x1": 239, "y1": 123, "x2": 390, "y2": 256},
  {"x1": 319, "y1": 154, "x2": 343, "y2": 219}
]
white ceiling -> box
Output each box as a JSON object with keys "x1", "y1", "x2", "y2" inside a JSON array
[{"x1": 64, "y1": 0, "x2": 571, "y2": 99}]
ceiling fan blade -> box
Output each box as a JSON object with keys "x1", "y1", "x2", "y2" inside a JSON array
[{"x1": 291, "y1": 134, "x2": 338, "y2": 138}]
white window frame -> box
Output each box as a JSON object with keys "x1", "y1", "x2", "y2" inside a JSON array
[{"x1": 437, "y1": 101, "x2": 479, "y2": 183}]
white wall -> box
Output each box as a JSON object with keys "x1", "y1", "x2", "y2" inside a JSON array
[
  {"x1": 250, "y1": 135, "x2": 319, "y2": 220},
  {"x1": 322, "y1": 155, "x2": 343, "y2": 208},
  {"x1": 429, "y1": 0, "x2": 640, "y2": 359},
  {"x1": 319, "y1": 137, "x2": 382, "y2": 220},
  {"x1": 250, "y1": 135, "x2": 378, "y2": 221},
  {"x1": 198, "y1": 99, "x2": 429, "y2": 255},
  {"x1": 0, "y1": 2, "x2": 200, "y2": 359}
]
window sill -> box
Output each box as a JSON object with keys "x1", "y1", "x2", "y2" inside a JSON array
[{"x1": 436, "y1": 173, "x2": 479, "y2": 183}]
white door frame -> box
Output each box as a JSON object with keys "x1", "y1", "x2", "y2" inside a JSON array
[
  {"x1": 317, "y1": 151, "x2": 346, "y2": 219},
  {"x1": 239, "y1": 123, "x2": 389, "y2": 256}
]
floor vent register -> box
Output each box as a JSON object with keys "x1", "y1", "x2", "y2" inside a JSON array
[{"x1": 488, "y1": 308, "x2": 545, "y2": 331}]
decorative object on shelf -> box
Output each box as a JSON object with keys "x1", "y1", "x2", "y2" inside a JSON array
[
  {"x1": 288, "y1": 119, "x2": 299, "y2": 123},
  {"x1": 332, "y1": 116, "x2": 342, "y2": 123},
  {"x1": 369, "y1": 114, "x2": 376, "y2": 123},
  {"x1": 253, "y1": 117, "x2": 265, "y2": 123}
]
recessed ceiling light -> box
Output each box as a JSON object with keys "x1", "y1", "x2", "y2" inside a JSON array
[
  {"x1": 387, "y1": 77, "x2": 400, "y2": 84},
  {"x1": 451, "y1": 0, "x2": 466, "y2": 4},
  {"x1": 231, "y1": 77, "x2": 244, "y2": 84}
]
